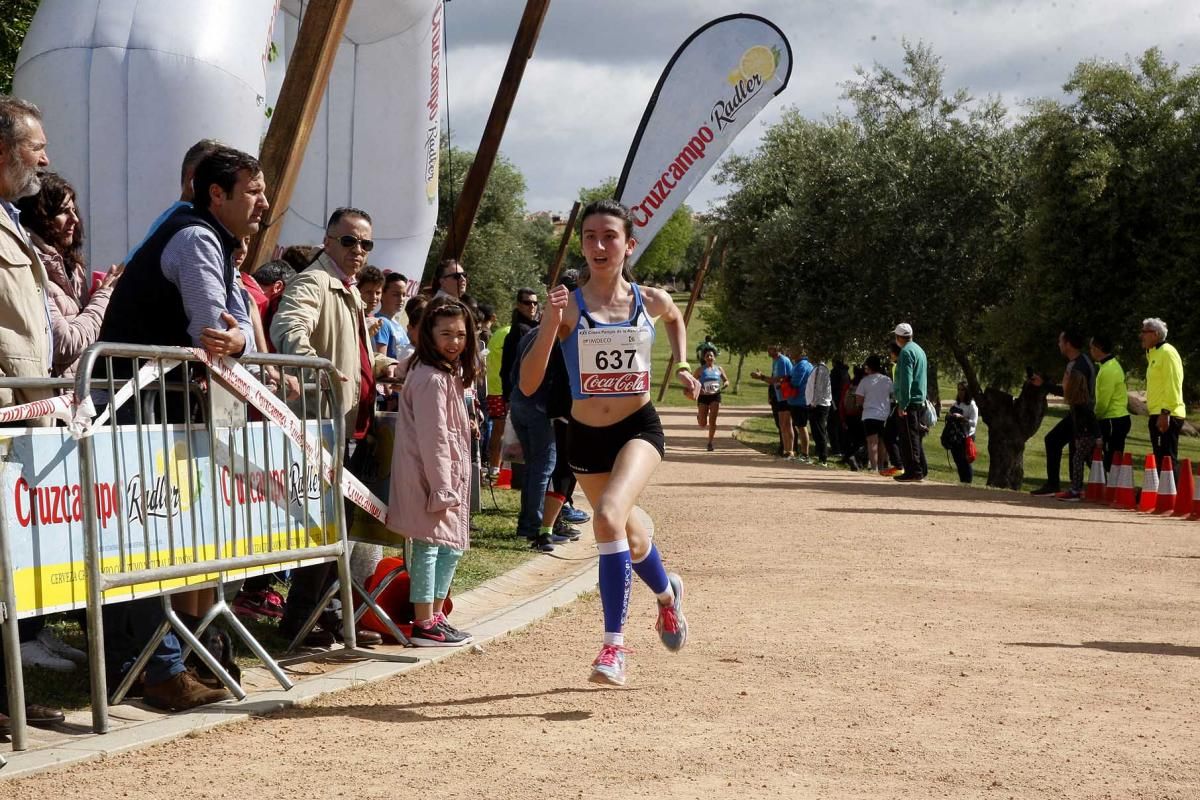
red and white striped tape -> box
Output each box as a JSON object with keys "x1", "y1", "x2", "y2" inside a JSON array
[
  {"x1": 189, "y1": 350, "x2": 388, "y2": 523},
  {"x1": 1, "y1": 353, "x2": 388, "y2": 524}
]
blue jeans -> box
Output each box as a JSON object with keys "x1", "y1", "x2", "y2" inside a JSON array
[
  {"x1": 104, "y1": 599, "x2": 186, "y2": 686},
  {"x1": 509, "y1": 398, "x2": 556, "y2": 538}
]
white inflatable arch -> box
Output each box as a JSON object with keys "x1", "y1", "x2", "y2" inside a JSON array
[
  {"x1": 13, "y1": 0, "x2": 441, "y2": 276},
  {"x1": 271, "y1": 0, "x2": 442, "y2": 275}
]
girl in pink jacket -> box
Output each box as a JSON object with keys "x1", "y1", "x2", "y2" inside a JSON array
[{"x1": 386, "y1": 298, "x2": 477, "y2": 646}]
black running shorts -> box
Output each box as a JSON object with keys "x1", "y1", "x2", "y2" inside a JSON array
[{"x1": 567, "y1": 403, "x2": 665, "y2": 474}]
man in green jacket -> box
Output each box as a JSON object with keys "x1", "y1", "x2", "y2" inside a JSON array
[
  {"x1": 1140, "y1": 317, "x2": 1185, "y2": 471},
  {"x1": 1089, "y1": 334, "x2": 1130, "y2": 472},
  {"x1": 892, "y1": 322, "x2": 928, "y2": 482}
]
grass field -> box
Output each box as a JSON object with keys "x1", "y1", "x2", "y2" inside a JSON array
[{"x1": 650, "y1": 293, "x2": 774, "y2": 408}]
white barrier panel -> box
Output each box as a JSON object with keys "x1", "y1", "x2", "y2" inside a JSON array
[
  {"x1": 12, "y1": 0, "x2": 279, "y2": 270},
  {"x1": 0, "y1": 420, "x2": 337, "y2": 616},
  {"x1": 271, "y1": 0, "x2": 443, "y2": 274},
  {"x1": 14, "y1": 1, "x2": 442, "y2": 275}
]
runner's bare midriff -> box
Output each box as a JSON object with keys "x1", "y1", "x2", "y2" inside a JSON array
[{"x1": 569, "y1": 393, "x2": 651, "y2": 427}]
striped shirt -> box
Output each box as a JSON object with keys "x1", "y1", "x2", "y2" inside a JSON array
[{"x1": 160, "y1": 225, "x2": 255, "y2": 353}]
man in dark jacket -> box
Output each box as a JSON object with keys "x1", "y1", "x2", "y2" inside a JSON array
[
  {"x1": 94, "y1": 144, "x2": 268, "y2": 712},
  {"x1": 499, "y1": 287, "x2": 540, "y2": 403}
]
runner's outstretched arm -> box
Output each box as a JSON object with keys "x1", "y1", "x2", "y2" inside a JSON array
[
  {"x1": 643, "y1": 287, "x2": 700, "y2": 399},
  {"x1": 519, "y1": 284, "x2": 569, "y2": 397}
]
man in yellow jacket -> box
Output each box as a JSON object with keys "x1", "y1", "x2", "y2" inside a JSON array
[
  {"x1": 1089, "y1": 334, "x2": 1130, "y2": 472},
  {"x1": 1139, "y1": 317, "x2": 1185, "y2": 471}
]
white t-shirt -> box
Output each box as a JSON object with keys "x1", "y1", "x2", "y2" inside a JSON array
[
  {"x1": 950, "y1": 399, "x2": 979, "y2": 437},
  {"x1": 856, "y1": 373, "x2": 894, "y2": 422}
]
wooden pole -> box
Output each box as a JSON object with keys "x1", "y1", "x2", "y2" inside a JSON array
[
  {"x1": 434, "y1": 0, "x2": 551, "y2": 280},
  {"x1": 246, "y1": 0, "x2": 355, "y2": 272},
  {"x1": 657, "y1": 233, "x2": 716, "y2": 401},
  {"x1": 682, "y1": 235, "x2": 719, "y2": 326},
  {"x1": 546, "y1": 201, "x2": 581, "y2": 287}
]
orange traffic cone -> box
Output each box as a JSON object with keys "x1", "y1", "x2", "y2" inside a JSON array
[
  {"x1": 1174, "y1": 459, "x2": 1194, "y2": 517},
  {"x1": 1189, "y1": 468, "x2": 1200, "y2": 520},
  {"x1": 1085, "y1": 446, "x2": 1106, "y2": 502},
  {"x1": 1155, "y1": 457, "x2": 1177, "y2": 514},
  {"x1": 1113, "y1": 453, "x2": 1136, "y2": 510},
  {"x1": 1104, "y1": 451, "x2": 1123, "y2": 505},
  {"x1": 1137, "y1": 454, "x2": 1159, "y2": 513}
]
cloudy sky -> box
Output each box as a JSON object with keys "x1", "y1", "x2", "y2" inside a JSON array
[{"x1": 440, "y1": 0, "x2": 1200, "y2": 214}]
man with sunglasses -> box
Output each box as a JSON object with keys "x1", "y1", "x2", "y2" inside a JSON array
[
  {"x1": 435, "y1": 258, "x2": 468, "y2": 299},
  {"x1": 271, "y1": 206, "x2": 397, "y2": 648}
]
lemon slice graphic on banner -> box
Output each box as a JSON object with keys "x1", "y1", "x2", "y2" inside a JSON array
[
  {"x1": 156, "y1": 441, "x2": 197, "y2": 512},
  {"x1": 739, "y1": 45, "x2": 777, "y2": 82}
]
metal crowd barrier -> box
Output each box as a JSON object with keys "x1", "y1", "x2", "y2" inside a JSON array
[
  {"x1": 0, "y1": 341, "x2": 422, "y2": 754},
  {"x1": 0, "y1": 375, "x2": 74, "y2": 757},
  {"x1": 291, "y1": 410, "x2": 415, "y2": 653},
  {"x1": 72, "y1": 343, "x2": 365, "y2": 735}
]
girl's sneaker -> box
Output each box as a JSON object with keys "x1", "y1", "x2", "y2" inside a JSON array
[
  {"x1": 433, "y1": 612, "x2": 470, "y2": 640},
  {"x1": 655, "y1": 573, "x2": 688, "y2": 652},
  {"x1": 410, "y1": 619, "x2": 472, "y2": 647},
  {"x1": 588, "y1": 644, "x2": 631, "y2": 686},
  {"x1": 232, "y1": 589, "x2": 284, "y2": 621}
]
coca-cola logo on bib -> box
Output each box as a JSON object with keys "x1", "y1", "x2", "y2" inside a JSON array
[{"x1": 581, "y1": 373, "x2": 650, "y2": 394}]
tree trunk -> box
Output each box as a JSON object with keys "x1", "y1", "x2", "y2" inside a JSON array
[
  {"x1": 733, "y1": 353, "x2": 745, "y2": 394},
  {"x1": 976, "y1": 382, "x2": 1049, "y2": 490}
]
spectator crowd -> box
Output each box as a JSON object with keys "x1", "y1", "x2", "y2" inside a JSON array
[
  {"x1": 0, "y1": 94, "x2": 588, "y2": 732},
  {"x1": 748, "y1": 317, "x2": 1186, "y2": 502}
]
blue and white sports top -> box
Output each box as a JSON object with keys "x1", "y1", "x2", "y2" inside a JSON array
[
  {"x1": 699, "y1": 365, "x2": 723, "y2": 395},
  {"x1": 560, "y1": 283, "x2": 656, "y2": 400}
]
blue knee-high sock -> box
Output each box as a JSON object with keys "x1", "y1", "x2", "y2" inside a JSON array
[
  {"x1": 597, "y1": 539, "x2": 631, "y2": 645},
  {"x1": 631, "y1": 542, "x2": 670, "y2": 596}
]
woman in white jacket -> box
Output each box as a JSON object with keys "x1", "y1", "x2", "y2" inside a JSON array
[{"x1": 805, "y1": 356, "x2": 834, "y2": 465}]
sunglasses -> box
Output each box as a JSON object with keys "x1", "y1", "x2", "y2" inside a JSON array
[
  {"x1": 519, "y1": 299, "x2": 539, "y2": 306},
  {"x1": 328, "y1": 233, "x2": 374, "y2": 252},
  {"x1": 442, "y1": 272, "x2": 468, "y2": 281}
]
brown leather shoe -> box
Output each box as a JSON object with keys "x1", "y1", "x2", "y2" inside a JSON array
[
  {"x1": 0, "y1": 704, "x2": 66, "y2": 733},
  {"x1": 352, "y1": 627, "x2": 383, "y2": 647},
  {"x1": 143, "y1": 670, "x2": 231, "y2": 711},
  {"x1": 26, "y1": 703, "x2": 66, "y2": 727}
]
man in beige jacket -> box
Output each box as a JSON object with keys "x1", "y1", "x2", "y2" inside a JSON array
[
  {"x1": 0, "y1": 94, "x2": 70, "y2": 732},
  {"x1": 271, "y1": 207, "x2": 396, "y2": 647},
  {"x1": 0, "y1": 96, "x2": 54, "y2": 423}
]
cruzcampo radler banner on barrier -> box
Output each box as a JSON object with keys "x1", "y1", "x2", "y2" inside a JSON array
[
  {"x1": 0, "y1": 421, "x2": 338, "y2": 616},
  {"x1": 616, "y1": 14, "x2": 792, "y2": 262}
]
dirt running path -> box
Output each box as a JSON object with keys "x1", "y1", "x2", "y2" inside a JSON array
[{"x1": 8, "y1": 406, "x2": 1200, "y2": 799}]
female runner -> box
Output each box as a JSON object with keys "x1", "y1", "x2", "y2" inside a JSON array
[
  {"x1": 694, "y1": 348, "x2": 728, "y2": 451},
  {"x1": 520, "y1": 199, "x2": 699, "y2": 686}
]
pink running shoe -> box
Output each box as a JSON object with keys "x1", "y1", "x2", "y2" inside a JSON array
[
  {"x1": 232, "y1": 589, "x2": 284, "y2": 621},
  {"x1": 588, "y1": 644, "x2": 632, "y2": 686},
  {"x1": 655, "y1": 573, "x2": 688, "y2": 652}
]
